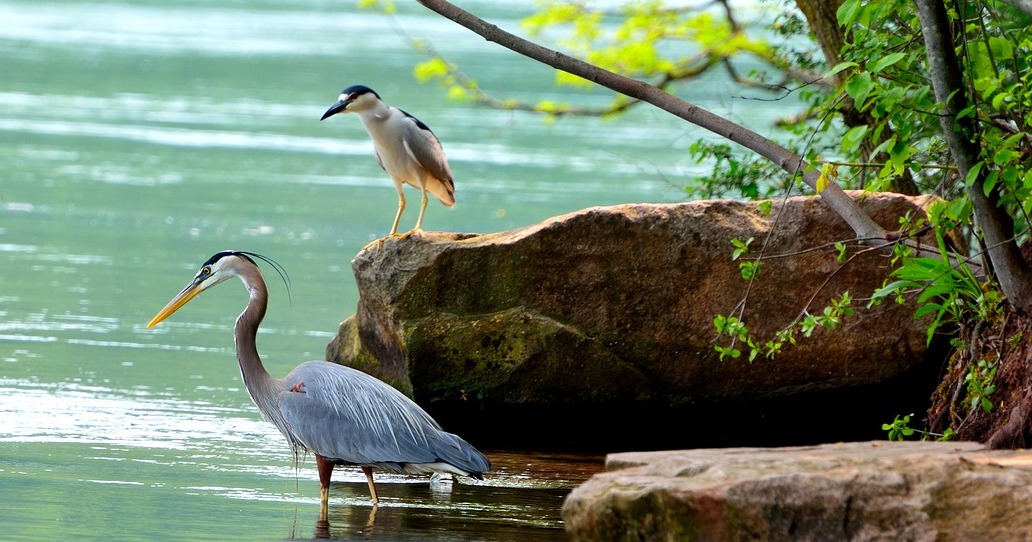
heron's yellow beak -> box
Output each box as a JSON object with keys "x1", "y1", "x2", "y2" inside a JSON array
[{"x1": 147, "y1": 281, "x2": 204, "y2": 328}]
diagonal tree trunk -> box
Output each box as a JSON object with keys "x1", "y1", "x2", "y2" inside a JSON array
[{"x1": 914, "y1": 0, "x2": 1032, "y2": 313}]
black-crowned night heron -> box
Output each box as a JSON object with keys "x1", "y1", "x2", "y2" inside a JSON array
[
  {"x1": 147, "y1": 250, "x2": 489, "y2": 516},
  {"x1": 320, "y1": 85, "x2": 455, "y2": 248}
]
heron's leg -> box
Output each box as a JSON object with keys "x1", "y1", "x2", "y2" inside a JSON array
[
  {"x1": 413, "y1": 188, "x2": 430, "y2": 232},
  {"x1": 361, "y1": 191, "x2": 406, "y2": 251},
  {"x1": 362, "y1": 466, "x2": 380, "y2": 505},
  {"x1": 400, "y1": 188, "x2": 430, "y2": 239},
  {"x1": 388, "y1": 190, "x2": 407, "y2": 237},
  {"x1": 316, "y1": 454, "x2": 334, "y2": 519}
]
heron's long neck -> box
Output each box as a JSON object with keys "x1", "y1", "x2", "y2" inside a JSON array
[
  {"x1": 235, "y1": 278, "x2": 275, "y2": 405},
  {"x1": 357, "y1": 102, "x2": 392, "y2": 129}
]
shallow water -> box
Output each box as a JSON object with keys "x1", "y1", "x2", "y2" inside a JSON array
[
  {"x1": 1, "y1": 0, "x2": 800, "y2": 539},
  {"x1": 0, "y1": 375, "x2": 603, "y2": 540}
]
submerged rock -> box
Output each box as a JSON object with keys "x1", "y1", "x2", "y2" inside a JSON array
[
  {"x1": 327, "y1": 193, "x2": 938, "y2": 448},
  {"x1": 562, "y1": 441, "x2": 1032, "y2": 541}
]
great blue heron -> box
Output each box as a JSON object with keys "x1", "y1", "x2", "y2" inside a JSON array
[
  {"x1": 320, "y1": 85, "x2": 455, "y2": 248},
  {"x1": 147, "y1": 250, "x2": 489, "y2": 513}
]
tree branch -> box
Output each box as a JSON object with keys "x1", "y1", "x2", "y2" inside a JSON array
[
  {"x1": 414, "y1": 0, "x2": 889, "y2": 244},
  {"x1": 914, "y1": 0, "x2": 1032, "y2": 312}
]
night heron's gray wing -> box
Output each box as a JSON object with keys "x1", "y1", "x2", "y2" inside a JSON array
[
  {"x1": 399, "y1": 110, "x2": 454, "y2": 190},
  {"x1": 276, "y1": 361, "x2": 486, "y2": 474}
]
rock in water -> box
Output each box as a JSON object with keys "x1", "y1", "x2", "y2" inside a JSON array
[
  {"x1": 327, "y1": 193, "x2": 939, "y2": 447},
  {"x1": 562, "y1": 441, "x2": 1032, "y2": 541}
]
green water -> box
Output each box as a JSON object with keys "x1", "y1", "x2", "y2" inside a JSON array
[{"x1": 0, "y1": 0, "x2": 799, "y2": 539}]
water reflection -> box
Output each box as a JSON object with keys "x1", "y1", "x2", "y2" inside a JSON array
[
  {"x1": 300, "y1": 471, "x2": 579, "y2": 541},
  {"x1": 0, "y1": 378, "x2": 279, "y2": 450},
  {"x1": 0, "y1": 377, "x2": 602, "y2": 540}
]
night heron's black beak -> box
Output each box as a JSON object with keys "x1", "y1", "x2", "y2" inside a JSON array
[{"x1": 320, "y1": 99, "x2": 349, "y2": 121}]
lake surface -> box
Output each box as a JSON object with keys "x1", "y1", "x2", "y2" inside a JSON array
[{"x1": 0, "y1": 0, "x2": 800, "y2": 539}]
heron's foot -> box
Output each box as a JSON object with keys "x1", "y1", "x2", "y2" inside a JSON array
[
  {"x1": 360, "y1": 237, "x2": 387, "y2": 252},
  {"x1": 361, "y1": 231, "x2": 415, "y2": 252},
  {"x1": 399, "y1": 227, "x2": 425, "y2": 240}
]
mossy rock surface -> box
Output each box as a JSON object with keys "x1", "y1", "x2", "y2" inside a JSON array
[{"x1": 404, "y1": 308, "x2": 653, "y2": 404}]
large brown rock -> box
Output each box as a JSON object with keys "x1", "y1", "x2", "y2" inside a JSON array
[
  {"x1": 562, "y1": 441, "x2": 1032, "y2": 541},
  {"x1": 327, "y1": 192, "x2": 937, "y2": 447}
]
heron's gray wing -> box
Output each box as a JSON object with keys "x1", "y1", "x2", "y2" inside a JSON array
[
  {"x1": 399, "y1": 110, "x2": 453, "y2": 184},
  {"x1": 276, "y1": 361, "x2": 443, "y2": 466}
]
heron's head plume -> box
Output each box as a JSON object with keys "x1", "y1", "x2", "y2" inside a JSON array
[
  {"x1": 146, "y1": 250, "x2": 289, "y2": 328},
  {"x1": 320, "y1": 84, "x2": 381, "y2": 120}
]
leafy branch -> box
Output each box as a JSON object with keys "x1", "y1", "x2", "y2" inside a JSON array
[{"x1": 398, "y1": 0, "x2": 832, "y2": 120}]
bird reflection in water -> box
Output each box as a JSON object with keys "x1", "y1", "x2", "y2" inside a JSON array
[
  {"x1": 307, "y1": 478, "x2": 464, "y2": 540},
  {"x1": 313, "y1": 506, "x2": 376, "y2": 540}
]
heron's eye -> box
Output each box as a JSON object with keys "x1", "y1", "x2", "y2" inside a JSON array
[{"x1": 201, "y1": 266, "x2": 212, "y2": 276}]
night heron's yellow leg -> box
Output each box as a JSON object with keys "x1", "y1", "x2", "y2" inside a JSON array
[
  {"x1": 401, "y1": 189, "x2": 430, "y2": 239},
  {"x1": 361, "y1": 192, "x2": 407, "y2": 251},
  {"x1": 388, "y1": 192, "x2": 406, "y2": 237},
  {"x1": 362, "y1": 466, "x2": 380, "y2": 506},
  {"x1": 414, "y1": 189, "x2": 429, "y2": 231}
]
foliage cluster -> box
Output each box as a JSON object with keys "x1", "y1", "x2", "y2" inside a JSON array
[{"x1": 497, "y1": 0, "x2": 1032, "y2": 441}]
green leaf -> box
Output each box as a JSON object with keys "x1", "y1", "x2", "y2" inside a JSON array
[
  {"x1": 914, "y1": 303, "x2": 945, "y2": 319},
  {"x1": 739, "y1": 261, "x2": 762, "y2": 280},
  {"x1": 731, "y1": 237, "x2": 753, "y2": 260},
  {"x1": 869, "y1": 52, "x2": 905, "y2": 74},
  {"x1": 757, "y1": 200, "x2": 772, "y2": 217},
  {"x1": 869, "y1": 135, "x2": 896, "y2": 158},
  {"x1": 837, "y1": 0, "x2": 862, "y2": 26},
  {"x1": 983, "y1": 169, "x2": 999, "y2": 198},
  {"x1": 844, "y1": 71, "x2": 874, "y2": 110},
  {"x1": 988, "y1": 36, "x2": 1014, "y2": 61},
  {"x1": 871, "y1": 280, "x2": 912, "y2": 300},
  {"x1": 841, "y1": 125, "x2": 869, "y2": 153},
  {"x1": 825, "y1": 61, "x2": 858, "y2": 79},
  {"x1": 994, "y1": 147, "x2": 1016, "y2": 165},
  {"x1": 964, "y1": 161, "x2": 984, "y2": 187},
  {"x1": 713, "y1": 314, "x2": 728, "y2": 333},
  {"x1": 992, "y1": 92, "x2": 1009, "y2": 110}
]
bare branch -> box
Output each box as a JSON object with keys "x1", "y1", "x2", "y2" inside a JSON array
[{"x1": 414, "y1": 0, "x2": 890, "y2": 245}]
